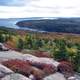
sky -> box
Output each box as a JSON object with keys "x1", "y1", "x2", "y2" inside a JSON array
[{"x1": 0, "y1": 0, "x2": 80, "y2": 18}]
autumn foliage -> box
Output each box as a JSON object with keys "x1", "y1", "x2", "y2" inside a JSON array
[
  {"x1": 43, "y1": 64, "x2": 57, "y2": 75},
  {"x1": 2, "y1": 60, "x2": 32, "y2": 77},
  {"x1": 58, "y1": 61, "x2": 74, "y2": 78}
]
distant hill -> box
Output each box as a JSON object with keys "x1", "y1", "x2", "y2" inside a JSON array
[
  {"x1": 16, "y1": 18, "x2": 80, "y2": 34},
  {"x1": 0, "y1": 17, "x2": 51, "y2": 29}
]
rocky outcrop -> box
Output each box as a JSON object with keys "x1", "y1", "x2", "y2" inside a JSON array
[
  {"x1": 1, "y1": 73, "x2": 31, "y2": 80},
  {"x1": 2, "y1": 60, "x2": 32, "y2": 77},
  {"x1": 23, "y1": 54, "x2": 60, "y2": 67},
  {"x1": 1, "y1": 59, "x2": 56, "y2": 79},
  {"x1": 0, "y1": 51, "x2": 23, "y2": 62},
  {"x1": 0, "y1": 50, "x2": 59, "y2": 68},
  {"x1": 43, "y1": 72, "x2": 66, "y2": 80},
  {"x1": 0, "y1": 50, "x2": 76, "y2": 80},
  {"x1": 0, "y1": 64, "x2": 13, "y2": 78}
]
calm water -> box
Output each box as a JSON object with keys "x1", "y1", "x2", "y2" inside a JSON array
[{"x1": 0, "y1": 18, "x2": 47, "y2": 32}]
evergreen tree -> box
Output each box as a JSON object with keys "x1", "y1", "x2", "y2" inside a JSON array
[
  {"x1": 24, "y1": 34, "x2": 33, "y2": 49},
  {"x1": 73, "y1": 51, "x2": 80, "y2": 72},
  {"x1": 54, "y1": 47, "x2": 69, "y2": 61},
  {"x1": 17, "y1": 38, "x2": 24, "y2": 50},
  {"x1": 0, "y1": 34, "x2": 4, "y2": 43}
]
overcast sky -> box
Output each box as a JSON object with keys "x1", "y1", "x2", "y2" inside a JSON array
[{"x1": 0, "y1": 0, "x2": 80, "y2": 18}]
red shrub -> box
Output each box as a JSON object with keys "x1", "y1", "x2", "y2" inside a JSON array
[
  {"x1": 42, "y1": 64, "x2": 57, "y2": 75},
  {"x1": 2, "y1": 59, "x2": 32, "y2": 77},
  {"x1": 58, "y1": 61, "x2": 74, "y2": 78}
]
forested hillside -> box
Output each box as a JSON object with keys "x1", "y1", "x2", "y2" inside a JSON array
[{"x1": 17, "y1": 18, "x2": 80, "y2": 34}]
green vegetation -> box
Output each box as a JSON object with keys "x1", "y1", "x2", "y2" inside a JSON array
[
  {"x1": 0, "y1": 28, "x2": 13, "y2": 43},
  {"x1": 16, "y1": 34, "x2": 80, "y2": 73},
  {"x1": 17, "y1": 38, "x2": 24, "y2": 50},
  {"x1": 0, "y1": 28, "x2": 80, "y2": 73}
]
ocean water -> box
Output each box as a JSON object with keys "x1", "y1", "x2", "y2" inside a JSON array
[
  {"x1": 0, "y1": 19, "x2": 19, "y2": 29},
  {"x1": 0, "y1": 18, "x2": 48, "y2": 32}
]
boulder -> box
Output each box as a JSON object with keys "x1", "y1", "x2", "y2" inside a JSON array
[
  {"x1": 0, "y1": 50, "x2": 23, "y2": 62},
  {"x1": 23, "y1": 54, "x2": 39, "y2": 63},
  {"x1": 43, "y1": 72, "x2": 66, "y2": 80},
  {"x1": 31, "y1": 67, "x2": 45, "y2": 80},
  {"x1": 0, "y1": 50, "x2": 59, "y2": 68},
  {"x1": 23, "y1": 54, "x2": 60, "y2": 67},
  {"x1": 73, "y1": 74, "x2": 80, "y2": 80},
  {"x1": 39, "y1": 57, "x2": 60, "y2": 67},
  {"x1": 1, "y1": 73, "x2": 31, "y2": 80},
  {"x1": 0, "y1": 64, "x2": 13, "y2": 78}
]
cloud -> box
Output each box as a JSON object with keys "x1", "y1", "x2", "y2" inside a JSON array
[{"x1": 0, "y1": 0, "x2": 80, "y2": 18}]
